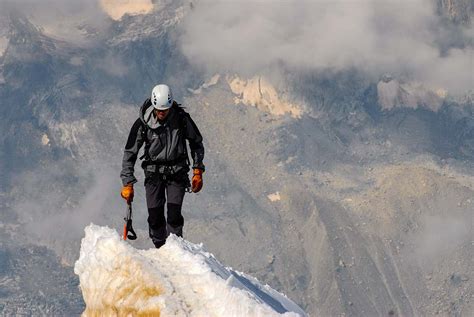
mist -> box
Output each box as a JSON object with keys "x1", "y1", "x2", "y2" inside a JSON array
[
  {"x1": 6, "y1": 101, "x2": 148, "y2": 263},
  {"x1": 0, "y1": 0, "x2": 110, "y2": 44},
  {"x1": 415, "y1": 214, "x2": 471, "y2": 263},
  {"x1": 179, "y1": 0, "x2": 473, "y2": 95}
]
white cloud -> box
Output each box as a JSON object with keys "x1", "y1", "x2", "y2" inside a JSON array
[
  {"x1": 179, "y1": 0, "x2": 473, "y2": 95},
  {"x1": 415, "y1": 214, "x2": 470, "y2": 262},
  {"x1": 0, "y1": 0, "x2": 110, "y2": 44}
]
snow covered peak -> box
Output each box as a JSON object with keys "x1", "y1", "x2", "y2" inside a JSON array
[{"x1": 74, "y1": 224, "x2": 306, "y2": 317}]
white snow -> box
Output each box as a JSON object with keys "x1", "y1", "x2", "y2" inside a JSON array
[
  {"x1": 268, "y1": 192, "x2": 281, "y2": 202},
  {"x1": 0, "y1": 36, "x2": 7, "y2": 58},
  {"x1": 41, "y1": 134, "x2": 50, "y2": 146},
  {"x1": 188, "y1": 74, "x2": 221, "y2": 94},
  {"x1": 227, "y1": 75, "x2": 303, "y2": 118},
  {"x1": 74, "y1": 224, "x2": 307, "y2": 317}
]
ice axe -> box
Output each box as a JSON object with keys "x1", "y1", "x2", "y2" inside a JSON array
[{"x1": 123, "y1": 202, "x2": 137, "y2": 240}]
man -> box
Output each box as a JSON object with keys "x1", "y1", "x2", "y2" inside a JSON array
[{"x1": 120, "y1": 84, "x2": 205, "y2": 248}]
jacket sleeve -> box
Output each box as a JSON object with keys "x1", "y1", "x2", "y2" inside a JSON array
[
  {"x1": 184, "y1": 114, "x2": 205, "y2": 171},
  {"x1": 120, "y1": 118, "x2": 145, "y2": 186}
]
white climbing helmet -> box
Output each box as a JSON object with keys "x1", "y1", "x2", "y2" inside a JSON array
[{"x1": 151, "y1": 84, "x2": 173, "y2": 110}]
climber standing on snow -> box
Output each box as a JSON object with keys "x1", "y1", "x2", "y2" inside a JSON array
[{"x1": 120, "y1": 84, "x2": 205, "y2": 248}]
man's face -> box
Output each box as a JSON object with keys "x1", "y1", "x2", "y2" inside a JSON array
[{"x1": 154, "y1": 108, "x2": 170, "y2": 121}]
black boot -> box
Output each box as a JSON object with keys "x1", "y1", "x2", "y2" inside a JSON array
[
  {"x1": 167, "y1": 223, "x2": 183, "y2": 237},
  {"x1": 149, "y1": 226, "x2": 167, "y2": 249},
  {"x1": 153, "y1": 239, "x2": 166, "y2": 249}
]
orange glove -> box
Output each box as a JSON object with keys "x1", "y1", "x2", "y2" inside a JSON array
[
  {"x1": 191, "y1": 169, "x2": 203, "y2": 193},
  {"x1": 121, "y1": 184, "x2": 134, "y2": 203}
]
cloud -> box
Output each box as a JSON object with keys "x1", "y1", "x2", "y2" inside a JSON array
[
  {"x1": 7, "y1": 102, "x2": 146, "y2": 263},
  {"x1": 179, "y1": 0, "x2": 473, "y2": 95},
  {"x1": 96, "y1": 52, "x2": 130, "y2": 77},
  {"x1": 10, "y1": 162, "x2": 126, "y2": 263},
  {"x1": 0, "y1": 0, "x2": 110, "y2": 44},
  {"x1": 414, "y1": 214, "x2": 470, "y2": 263}
]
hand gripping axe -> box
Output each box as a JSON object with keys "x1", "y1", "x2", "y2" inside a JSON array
[{"x1": 123, "y1": 202, "x2": 137, "y2": 240}]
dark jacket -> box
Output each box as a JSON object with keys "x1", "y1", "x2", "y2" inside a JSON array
[{"x1": 120, "y1": 99, "x2": 205, "y2": 186}]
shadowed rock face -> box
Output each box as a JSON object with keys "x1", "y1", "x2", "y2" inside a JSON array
[
  {"x1": 0, "y1": 3, "x2": 473, "y2": 316},
  {"x1": 0, "y1": 236, "x2": 84, "y2": 315}
]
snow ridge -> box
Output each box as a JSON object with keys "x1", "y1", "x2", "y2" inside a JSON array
[{"x1": 74, "y1": 224, "x2": 306, "y2": 317}]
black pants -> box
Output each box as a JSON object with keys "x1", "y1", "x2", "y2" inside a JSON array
[{"x1": 145, "y1": 173, "x2": 187, "y2": 248}]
